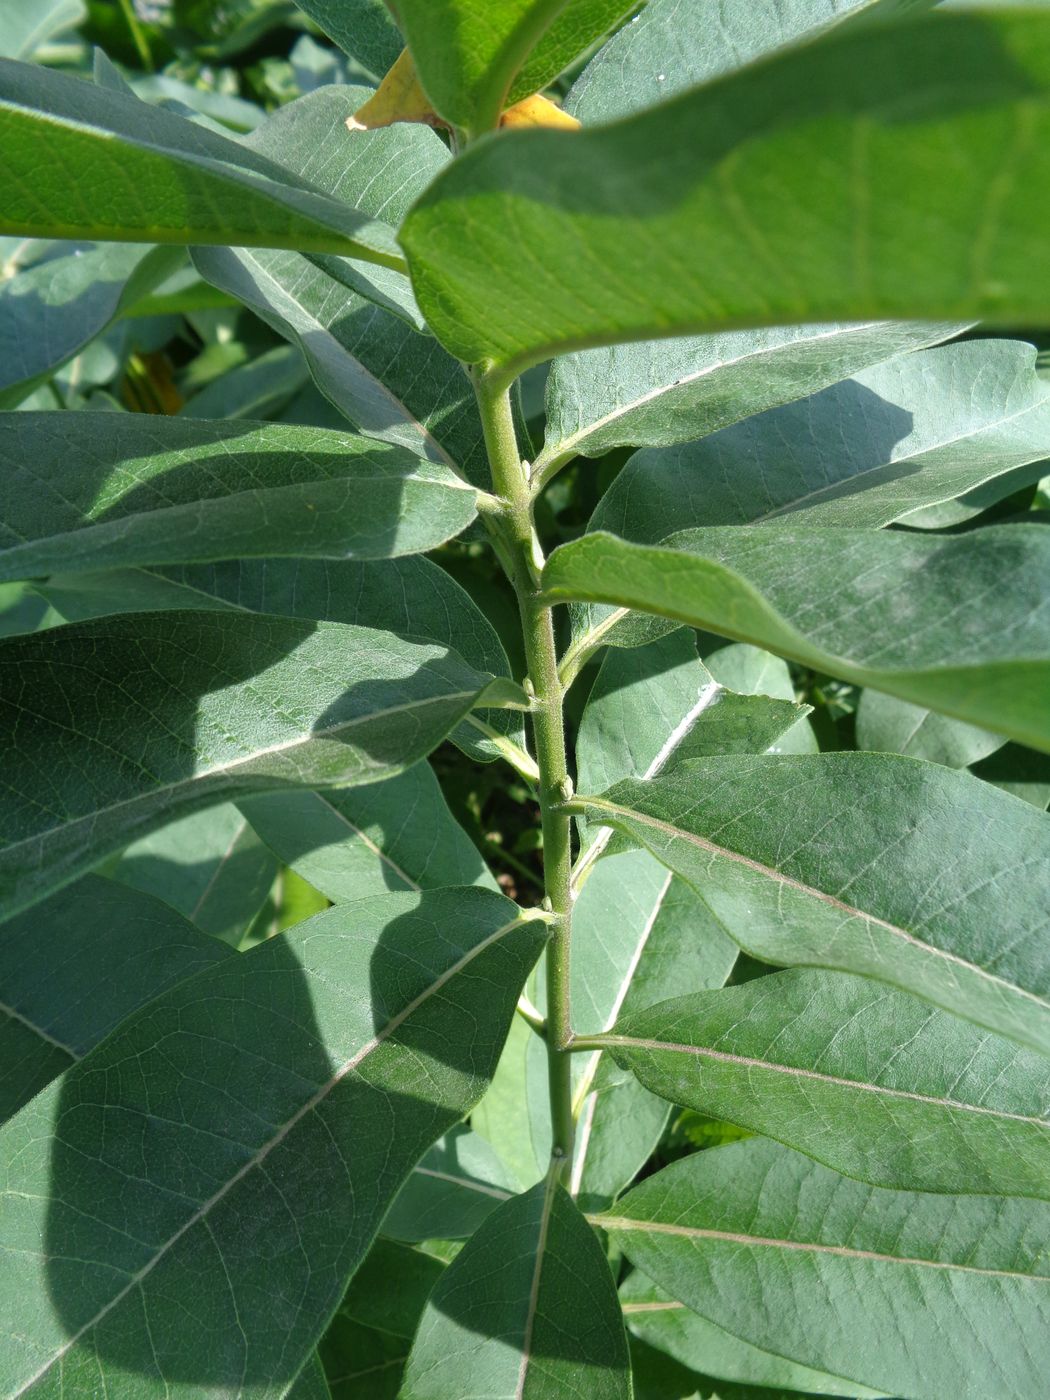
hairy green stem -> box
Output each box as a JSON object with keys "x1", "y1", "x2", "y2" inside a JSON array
[{"x1": 474, "y1": 373, "x2": 576, "y2": 1180}]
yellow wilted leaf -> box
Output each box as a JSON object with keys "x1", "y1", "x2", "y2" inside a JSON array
[
  {"x1": 346, "y1": 48, "x2": 445, "y2": 131},
  {"x1": 346, "y1": 50, "x2": 581, "y2": 134},
  {"x1": 499, "y1": 94, "x2": 581, "y2": 131}
]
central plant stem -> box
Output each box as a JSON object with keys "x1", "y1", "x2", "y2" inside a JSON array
[{"x1": 474, "y1": 375, "x2": 576, "y2": 1177}]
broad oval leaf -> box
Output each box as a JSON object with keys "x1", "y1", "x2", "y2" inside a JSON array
[
  {"x1": 592, "y1": 339, "x2": 1050, "y2": 534},
  {"x1": 0, "y1": 415, "x2": 478, "y2": 582},
  {"x1": 573, "y1": 754, "x2": 1050, "y2": 1056},
  {"x1": 0, "y1": 875, "x2": 231, "y2": 1122},
  {"x1": 401, "y1": 12, "x2": 1050, "y2": 374},
  {"x1": 0, "y1": 60, "x2": 399, "y2": 261},
  {"x1": 0, "y1": 887, "x2": 547, "y2": 1396},
  {"x1": 0, "y1": 611, "x2": 521, "y2": 919},
  {"x1": 603, "y1": 1138, "x2": 1050, "y2": 1400},
  {"x1": 607, "y1": 967, "x2": 1050, "y2": 1198},
  {"x1": 543, "y1": 524, "x2": 1050, "y2": 752},
  {"x1": 400, "y1": 1176, "x2": 631, "y2": 1399}
]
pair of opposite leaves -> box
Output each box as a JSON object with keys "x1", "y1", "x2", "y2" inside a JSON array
[{"x1": 347, "y1": 47, "x2": 581, "y2": 132}]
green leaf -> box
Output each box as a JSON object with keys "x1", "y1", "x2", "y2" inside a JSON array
[
  {"x1": 538, "y1": 5, "x2": 955, "y2": 481},
  {"x1": 543, "y1": 525, "x2": 1050, "y2": 752},
  {"x1": 0, "y1": 887, "x2": 547, "y2": 1395},
  {"x1": 974, "y1": 742, "x2": 1050, "y2": 812},
  {"x1": 621, "y1": 1272, "x2": 884, "y2": 1399},
  {"x1": 179, "y1": 344, "x2": 309, "y2": 420},
  {"x1": 0, "y1": 415, "x2": 478, "y2": 583},
  {"x1": 193, "y1": 92, "x2": 488, "y2": 480},
  {"x1": 537, "y1": 320, "x2": 963, "y2": 481},
  {"x1": 292, "y1": 0, "x2": 403, "y2": 80},
  {"x1": 607, "y1": 967, "x2": 1050, "y2": 1198},
  {"x1": 0, "y1": 0, "x2": 85, "y2": 60},
  {"x1": 109, "y1": 803, "x2": 280, "y2": 945},
  {"x1": 603, "y1": 1137, "x2": 1050, "y2": 1400},
  {"x1": 0, "y1": 60, "x2": 400, "y2": 261},
  {"x1": 320, "y1": 1239, "x2": 444, "y2": 1399},
  {"x1": 574, "y1": 628, "x2": 807, "y2": 850},
  {"x1": 392, "y1": 0, "x2": 634, "y2": 133},
  {"x1": 529, "y1": 852, "x2": 737, "y2": 1211},
  {"x1": 400, "y1": 1176, "x2": 631, "y2": 1399},
  {"x1": 855, "y1": 690, "x2": 1004, "y2": 768},
  {"x1": 241, "y1": 763, "x2": 496, "y2": 904},
  {"x1": 569, "y1": 0, "x2": 938, "y2": 122},
  {"x1": 0, "y1": 243, "x2": 180, "y2": 408},
  {"x1": 239, "y1": 87, "x2": 447, "y2": 328},
  {"x1": 0, "y1": 875, "x2": 231, "y2": 1122},
  {"x1": 572, "y1": 754, "x2": 1050, "y2": 1055},
  {"x1": 401, "y1": 12, "x2": 1050, "y2": 374},
  {"x1": 33, "y1": 554, "x2": 525, "y2": 765},
  {"x1": 382, "y1": 1122, "x2": 520, "y2": 1242},
  {"x1": 592, "y1": 340, "x2": 1050, "y2": 533},
  {"x1": 0, "y1": 611, "x2": 521, "y2": 919},
  {"x1": 703, "y1": 643, "x2": 818, "y2": 756},
  {"x1": 289, "y1": 1352, "x2": 333, "y2": 1400},
  {"x1": 471, "y1": 1012, "x2": 546, "y2": 1190}
]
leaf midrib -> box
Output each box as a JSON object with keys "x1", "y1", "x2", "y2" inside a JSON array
[
  {"x1": 233, "y1": 251, "x2": 459, "y2": 472},
  {"x1": 583, "y1": 796, "x2": 1050, "y2": 1016},
  {"x1": 1, "y1": 687, "x2": 485, "y2": 863},
  {"x1": 752, "y1": 382, "x2": 1050, "y2": 523},
  {"x1": 13, "y1": 911, "x2": 539, "y2": 1394},
  {"x1": 604, "y1": 1032, "x2": 1050, "y2": 1129},
  {"x1": 539, "y1": 321, "x2": 895, "y2": 469},
  {"x1": 600, "y1": 1216, "x2": 1050, "y2": 1283}
]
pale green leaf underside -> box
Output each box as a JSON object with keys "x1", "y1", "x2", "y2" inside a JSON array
[
  {"x1": 0, "y1": 415, "x2": 477, "y2": 582},
  {"x1": 543, "y1": 525, "x2": 1050, "y2": 752},
  {"x1": 593, "y1": 339, "x2": 1050, "y2": 533},
  {"x1": 568, "y1": 0, "x2": 939, "y2": 123},
  {"x1": 0, "y1": 612, "x2": 517, "y2": 919},
  {"x1": 0, "y1": 61, "x2": 399, "y2": 261},
  {"x1": 0, "y1": 875, "x2": 230, "y2": 1121},
  {"x1": 401, "y1": 1176, "x2": 631, "y2": 1399},
  {"x1": 192, "y1": 87, "x2": 489, "y2": 479},
  {"x1": 0, "y1": 243, "x2": 176, "y2": 409},
  {"x1": 402, "y1": 13, "x2": 1050, "y2": 373},
  {"x1": 609, "y1": 967, "x2": 1050, "y2": 1198},
  {"x1": 575, "y1": 754, "x2": 1050, "y2": 1056},
  {"x1": 603, "y1": 1138, "x2": 1050, "y2": 1400},
  {"x1": 0, "y1": 887, "x2": 546, "y2": 1397}
]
